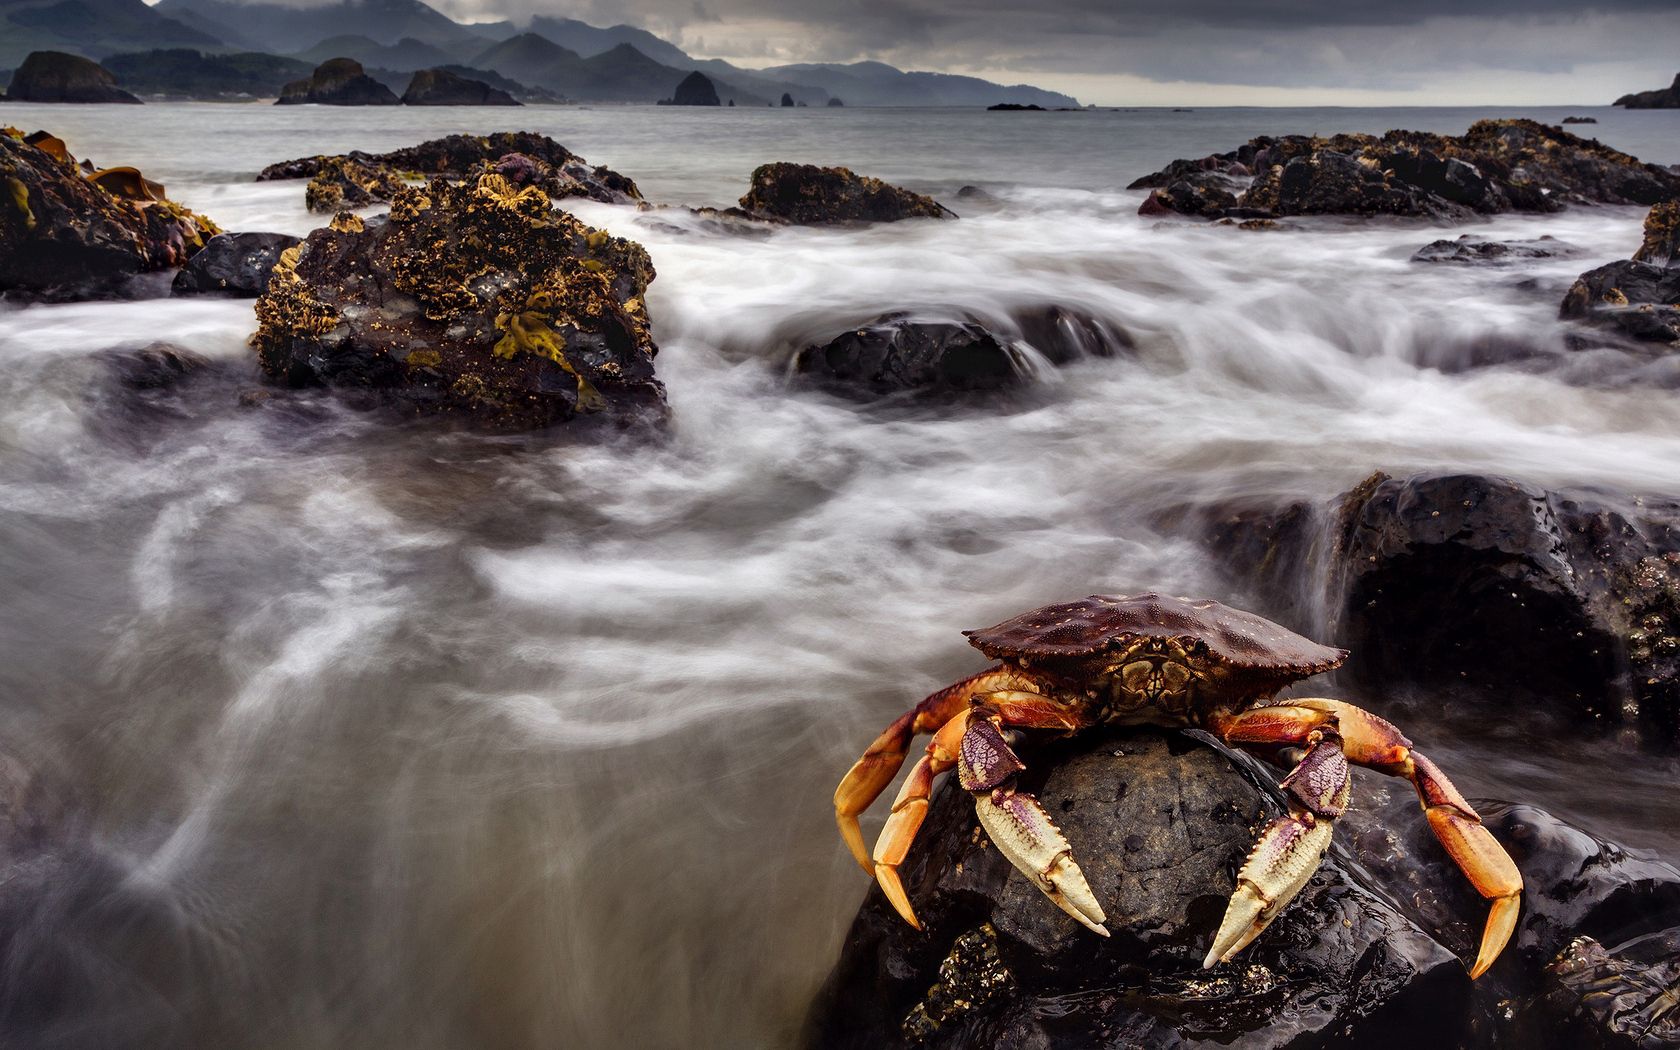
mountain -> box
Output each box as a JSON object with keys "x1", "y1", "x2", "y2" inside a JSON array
[
  {"x1": 0, "y1": 0, "x2": 221, "y2": 67},
  {"x1": 103, "y1": 47, "x2": 310, "y2": 97},
  {"x1": 296, "y1": 34, "x2": 461, "y2": 72},
  {"x1": 466, "y1": 32, "x2": 580, "y2": 89},
  {"x1": 762, "y1": 60, "x2": 1079, "y2": 108},
  {"x1": 469, "y1": 34, "x2": 772, "y2": 106},
  {"x1": 153, "y1": 0, "x2": 492, "y2": 54},
  {"x1": 524, "y1": 16, "x2": 691, "y2": 68}
]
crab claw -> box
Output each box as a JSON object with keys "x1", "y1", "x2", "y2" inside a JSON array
[
  {"x1": 976, "y1": 787, "x2": 1109, "y2": 936},
  {"x1": 1203, "y1": 813, "x2": 1333, "y2": 968}
]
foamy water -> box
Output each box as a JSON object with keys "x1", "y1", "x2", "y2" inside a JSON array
[{"x1": 1, "y1": 102, "x2": 1678, "y2": 1048}]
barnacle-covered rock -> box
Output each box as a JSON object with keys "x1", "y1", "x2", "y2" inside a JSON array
[
  {"x1": 256, "y1": 131, "x2": 642, "y2": 207},
  {"x1": 304, "y1": 156, "x2": 407, "y2": 213},
  {"x1": 171, "y1": 231, "x2": 300, "y2": 297},
  {"x1": 250, "y1": 173, "x2": 664, "y2": 430},
  {"x1": 274, "y1": 58, "x2": 399, "y2": 106},
  {"x1": 1561, "y1": 202, "x2": 1680, "y2": 346},
  {"x1": 738, "y1": 162, "x2": 954, "y2": 225},
  {"x1": 0, "y1": 127, "x2": 219, "y2": 301},
  {"x1": 1132, "y1": 120, "x2": 1680, "y2": 221}
]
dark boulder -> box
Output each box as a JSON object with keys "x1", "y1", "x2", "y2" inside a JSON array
[
  {"x1": 400, "y1": 68, "x2": 520, "y2": 106},
  {"x1": 739, "y1": 162, "x2": 954, "y2": 225},
  {"x1": 4, "y1": 51, "x2": 140, "y2": 104},
  {"x1": 250, "y1": 175, "x2": 665, "y2": 431},
  {"x1": 1614, "y1": 73, "x2": 1680, "y2": 109},
  {"x1": 809, "y1": 727, "x2": 1472, "y2": 1049},
  {"x1": 828, "y1": 97, "x2": 845, "y2": 107},
  {"x1": 1560, "y1": 116, "x2": 1598, "y2": 124},
  {"x1": 275, "y1": 58, "x2": 399, "y2": 106},
  {"x1": 1561, "y1": 202, "x2": 1680, "y2": 345},
  {"x1": 170, "y1": 231, "x2": 300, "y2": 297},
  {"x1": 257, "y1": 131, "x2": 642, "y2": 208},
  {"x1": 0, "y1": 128, "x2": 218, "y2": 301},
  {"x1": 987, "y1": 103, "x2": 1046, "y2": 111},
  {"x1": 1131, "y1": 120, "x2": 1680, "y2": 221},
  {"x1": 668, "y1": 71, "x2": 720, "y2": 106},
  {"x1": 781, "y1": 92, "x2": 795, "y2": 107},
  {"x1": 1412, "y1": 235, "x2": 1580, "y2": 264},
  {"x1": 793, "y1": 317, "x2": 1025, "y2": 398}
]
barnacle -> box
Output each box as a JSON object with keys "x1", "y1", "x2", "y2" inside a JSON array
[{"x1": 492, "y1": 286, "x2": 607, "y2": 412}]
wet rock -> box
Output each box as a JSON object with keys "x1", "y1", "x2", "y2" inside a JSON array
[
  {"x1": 809, "y1": 727, "x2": 1470, "y2": 1049},
  {"x1": 1561, "y1": 203, "x2": 1680, "y2": 345},
  {"x1": 1011, "y1": 304, "x2": 1133, "y2": 364},
  {"x1": 1615, "y1": 73, "x2": 1680, "y2": 109},
  {"x1": 667, "y1": 71, "x2": 720, "y2": 106},
  {"x1": 1203, "y1": 471, "x2": 1680, "y2": 741},
  {"x1": 170, "y1": 231, "x2": 300, "y2": 296},
  {"x1": 1412, "y1": 235, "x2": 1580, "y2": 264},
  {"x1": 1561, "y1": 116, "x2": 1599, "y2": 124},
  {"x1": 0, "y1": 128, "x2": 218, "y2": 301},
  {"x1": 1131, "y1": 120, "x2": 1680, "y2": 221},
  {"x1": 4, "y1": 51, "x2": 140, "y2": 104},
  {"x1": 400, "y1": 68, "x2": 520, "y2": 106},
  {"x1": 275, "y1": 58, "x2": 399, "y2": 106},
  {"x1": 304, "y1": 156, "x2": 407, "y2": 213},
  {"x1": 793, "y1": 316, "x2": 1024, "y2": 398},
  {"x1": 1541, "y1": 931, "x2": 1680, "y2": 1048},
  {"x1": 738, "y1": 163, "x2": 955, "y2": 225},
  {"x1": 250, "y1": 175, "x2": 665, "y2": 431},
  {"x1": 257, "y1": 131, "x2": 642, "y2": 208},
  {"x1": 95, "y1": 342, "x2": 212, "y2": 390}
]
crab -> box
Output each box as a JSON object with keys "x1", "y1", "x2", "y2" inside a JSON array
[{"x1": 834, "y1": 592, "x2": 1523, "y2": 978}]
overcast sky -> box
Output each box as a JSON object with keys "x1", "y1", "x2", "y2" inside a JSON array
[{"x1": 421, "y1": 0, "x2": 1680, "y2": 105}]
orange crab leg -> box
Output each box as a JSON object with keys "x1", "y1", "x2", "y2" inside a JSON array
[
  {"x1": 833, "y1": 666, "x2": 1040, "y2": 872},
  {"x1": 1210, "y1": 699, "x2": 1523, "y2": 979}
]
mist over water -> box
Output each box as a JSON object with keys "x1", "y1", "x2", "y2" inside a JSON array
[{"x1": 2, "y1": 103, "x2": 1679, "y2": 1048}]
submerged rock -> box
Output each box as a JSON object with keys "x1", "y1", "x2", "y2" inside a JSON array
[
  {"x1": 170, "y1": 231, "x2": 300, "y2": 297},
  {"x1": 793, "y1": 317, "x2": 1025, "y2": 398},
  {"x1": 400, "y1": 68, "x2": 520, "y2": 106},
  {"x1": 1132, "y1": 120, "x2": 1680, "y2": 222},
  {"x1": 1412, "y1": 236, "x2": 1580, "y2": 263},
  {"x1": 738, "y1": 163, "x2": 955, "y2": 225},
  {"x1": 4, "y1": 51, "x2": 140, "y2": 104},
  {"x1": 275, "y1": 58, "x2": 399, "y2": 106},
  {"x1": 257, "y1": 131, "x2": 642, "y2": 208},
  {"x1": 810, "y1": 727, "x2": 1470, "y2": 1049},
  {"x1": 250, "y1": 175, "x2": 664, "y2": 431},
  {"x1": 0, "y1": 128, "x2": 218, "y2": 301},
  {"x1": 1561, "y1": 202, "x2": 1680, "y2": 345}
]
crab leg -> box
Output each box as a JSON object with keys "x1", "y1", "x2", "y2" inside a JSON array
[
  {"x1": 1204, "y1": 726, "x2": 1349, "y2": 968},
  {"x1": 1212, "y1": 699, "x2": 1523, "y2": 979},
  {"x1": 833, "y1": 666, "x2": 1039, "y2": 872}
]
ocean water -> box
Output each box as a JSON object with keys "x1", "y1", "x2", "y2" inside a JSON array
[{"x1": 1, "y1": 102, "x2": 1679, "y2": 1048}]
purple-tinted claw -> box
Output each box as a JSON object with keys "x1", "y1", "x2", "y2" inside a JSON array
[{"x1": 1203, "y1": 814, "x2": 1333, "y2": 968}]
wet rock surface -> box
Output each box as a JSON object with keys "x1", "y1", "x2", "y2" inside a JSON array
[
  {"x1": 739, "y1": 162, "x2": 955, "y2": 225},
  {"x1": 0, "y1": 128, "x2": 218, "y2": 301},
  {"x1": 275, "y1": 58, "x2": 399, "y2": 106},
  {"x1": 1412, "y1": 235, "x2": 1580, "y2": 264},
  {"x1": 4, "y1": 51, "x2": 140, "y2": 104},
  {"x1": 400, "y1": 68, "x2": 520, "y2": 106},
  {"x1": 793, "y1": 317, "x2": 1025, "y2": 398},
  {"x1": 1562, "y1": 202, "x2": 1680, "y2": 346},
  {"x1": 304, "y1": 156, "x2": 407, "y2": 213},
  {"x1": 250, "y1": 174, "x2": 664, "y2": 431},
  {"x1": 258, "y1": 131, "x2": 642, "y2": 208},
  {"x1": 170, "y1": 231, "x2": 299, "y2": 296},
  {"x1": 1131, "y1": 120, "x2": 1680, "y2": 221},
  {"x1": 809, "y1": 728, "x2": 1470, "y2": 1049}
]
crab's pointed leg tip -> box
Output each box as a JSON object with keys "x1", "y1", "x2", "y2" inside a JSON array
[
  {"x1": 875, "y1": 866, "x2": 922, "y2": 930},
  {"x1": 1469, "y1": 894, "x2": 1521, "y2": 980},
  {"x1": 837, "y1": 815, "x2": 872, "y2": 875},
  {"x1": 1091, "y1": 922, "x2": 1111, "y2": 938}
]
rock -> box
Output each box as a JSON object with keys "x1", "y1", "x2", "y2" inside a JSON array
[
  {"x1": 1412, "y1": 235, "x2": 1580, "y2": 263},
  {"x1": 1541, "y1": 931, "x2": 1680, "y2": 1048},
  {"x1": 1561, "y1": 202, "x2": 1680, "y2": 345},
  {"x1": 808, "y1": 727, "x2": 1471, "y2": 1049},
  {"x1": 304, "y1": 156, "x2": 407, "y2": 213},
  {"x1": 96, "y1": 342, "x2": 212, "y2": 390},
  {"x1": 667, "y1": 71, "x2": 719, "y2": 106},
  {"x1": 250, "y1": 175, "x2": 665, "y2": 431},
  {"x1": 738, "y1": 163, "x2": 954, "y2": 225},
  {"x1": 1131, "y1": 120, "x2": 1680, "y2": 221},
  {"x1": 1561, "y1": 116, "x2": 1599, "y2": 124},
  {"x1": 400, "y1": 68, "x2": 520, "y2": 106},
  {"x1": 1202, "y1": 471, "x2": 1680, "y2": 742},
  {"x1": 1615, "y1": 73, "x2": 1680, "y2": 109},
  {"x1": 0, "y1": 128, "x2": 218, "y2": 301},
  {"x1": 257, "y1": 132, "x2": 642, "y2": 208},
  {"x1": 793, "y1": 317, "x2": 1025, "y2": 398},
  {"x1": 275, "y1": 58, "x2": 399, "y2": 106},
  {"x1": 987, "y1": 103, "x2": 1045, "y2": 111},
  {"x1": 170, "y1": 231, "x2": 300, "y2": 297},
  {"x1": 4, "y1": 52, "x2": 140, "y2": 104},
  {"x1": 781, "y1": 92, "x2": 795, "y2": 107},
  {"x1": 828, "y1": 97, "x2": 845, "y2": 107}
]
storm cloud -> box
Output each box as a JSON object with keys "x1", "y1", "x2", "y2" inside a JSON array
[{"x1": 427, "y1": 0, "x2": 1680, "y2": 104}]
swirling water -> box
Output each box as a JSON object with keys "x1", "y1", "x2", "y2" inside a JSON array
[{"x1": 1, "y1": 102, "x2": 1680, "y2": 1048}]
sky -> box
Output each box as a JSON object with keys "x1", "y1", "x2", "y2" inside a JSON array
[{"x1": 418, "y1": 0, "x2": 1680, "y2": 106}]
